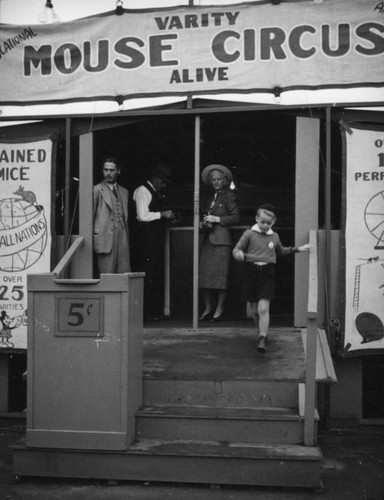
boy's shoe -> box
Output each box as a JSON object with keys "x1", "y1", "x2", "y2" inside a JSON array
[{"x1": 256, "y1": 336, "x2": 267, "y2": 353}]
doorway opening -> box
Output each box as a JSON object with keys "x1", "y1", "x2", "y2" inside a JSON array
[{"x1": 93, "y1": 111, "x2": 297, "y2": 324}]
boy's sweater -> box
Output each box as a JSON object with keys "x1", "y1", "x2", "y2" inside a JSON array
[{"x1": 233, "y1": 224, "x2": 298, "y2": 264}]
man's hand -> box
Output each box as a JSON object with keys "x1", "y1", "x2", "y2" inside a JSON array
[{"x1": 161, "y1": 210, "x2": 173, "y2": 219}]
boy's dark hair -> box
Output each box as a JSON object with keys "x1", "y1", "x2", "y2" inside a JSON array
[{"x1": 257, "y1": 203, "x2": 277, "y2": 217}]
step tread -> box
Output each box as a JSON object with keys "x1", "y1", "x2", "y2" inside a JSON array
[
  {"x1": 143, "y1": 328, "x2": 305, "y2": 382},
  {"x1": 128, "y1": 438, "x2": 322, "y2": 461},
  {"x1": 137, "y1": 405, "x2": 300, "y2": 420},
  {"x1": 13, "y1": 440, "x2": 323, "y2": 487}
]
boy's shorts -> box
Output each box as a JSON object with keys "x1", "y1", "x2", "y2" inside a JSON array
[{"x1": 244, "y1": 263, "x2": 275, "y2": 302}]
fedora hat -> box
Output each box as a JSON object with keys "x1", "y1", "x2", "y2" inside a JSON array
[
  {"x1": 151, "y1": 161, "x2": 172, "y2": 183},
  {"x1": 201, "y1": 164, "x2": 233, "y2": 186}
]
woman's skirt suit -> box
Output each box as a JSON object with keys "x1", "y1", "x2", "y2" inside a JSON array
[{"x1": 199, "y1": 188, "x2": 240, "y2": 290}]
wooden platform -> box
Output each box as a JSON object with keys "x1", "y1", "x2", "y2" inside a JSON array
[
  {"x1": 13, "y1": 327, "x2": 327, "y2": 489},
  {"x1": 143, "y1": 327, "x2": 306, "y2": 381}
]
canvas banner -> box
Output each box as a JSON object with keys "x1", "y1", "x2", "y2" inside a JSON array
[
  {"x1": 0, "y1": 139, "x2": 52, "y2": 350},
  {"x1": 344, "y1": 126, "x2": 384, "y2": 355},
  {"x1": 0, "y1": 0, "x2": 383, "y2": 105}
]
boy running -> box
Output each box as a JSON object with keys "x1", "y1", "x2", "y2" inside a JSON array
[{"x1": 233, "y1": 204, "x2": 311, "y2": 352}]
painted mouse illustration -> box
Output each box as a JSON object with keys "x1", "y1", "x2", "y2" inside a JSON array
[
  {"x1": 13, "y1": 185, "x2": 37, "y2": 206},
  {"x1": 0, "y1": 311, "x2": 16, "y2": 348}
]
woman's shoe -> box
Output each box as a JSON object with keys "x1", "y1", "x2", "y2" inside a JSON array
[{"x1": 199, "y1": 312, "x2": 213, "y2": 321}]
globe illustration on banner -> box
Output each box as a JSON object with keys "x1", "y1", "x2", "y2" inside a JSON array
[
  {"x1": 0, "y1": 198, "x2": 48, "y2": 272},
  {"x1": 364, "y1": 190, "x2": 384, "y2": 249}
]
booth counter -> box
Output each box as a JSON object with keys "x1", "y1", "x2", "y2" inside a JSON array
[{"x1": 26, "y1": 272, "x2": 144, "y2": 451}]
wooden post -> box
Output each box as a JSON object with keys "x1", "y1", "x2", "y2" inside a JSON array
[
  {"x1": 304, "y1": 230, "x2": 318, "y2": 446},
  {"x1": 164, "y1": 229, "x2": 170, "y2": 316},
  {"x1": 193, "y1": 116, "x2": 200, "y2": 329},
  {"x1": 64, "y1": 118, "x2": 71, "y2": 251},
  {"x1": 74, "y1": 133, "x2": 94, "y2": 278},
  {"x1": 294, "y1": 117, "x2": 320, "y2": 326},
  {"x1": 324, "y1": 107, "x2": 332, "y2": 337}
]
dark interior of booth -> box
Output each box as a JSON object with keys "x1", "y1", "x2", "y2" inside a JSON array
[
  {"x1": 87, "y1": 110, "x2": 342, "y2": 324},
  {"x1": 52, "y1": 110, "x2": 343, "y2": 325}
]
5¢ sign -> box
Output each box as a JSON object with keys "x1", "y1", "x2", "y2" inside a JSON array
[{"x1": 56, "y1": 295, "x2": 104, "y2": 337}]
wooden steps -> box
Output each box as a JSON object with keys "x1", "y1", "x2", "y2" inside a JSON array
[
  {"x1": 12, "y1": 327, "x2": 326, "y2": 489},
  {"x1": 143, "y1": 380, "x2": 300, "y2": 408},
  {"x1": 13, "y1": 439, "x2": 322, "y2": 488},
  {"x1": 136, "y1": 405, "x2": 305, "y2": 444}
]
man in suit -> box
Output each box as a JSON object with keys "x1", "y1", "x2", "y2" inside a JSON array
[{"x1": 93, "y1": 157, "x2": 131, "y2": 276}]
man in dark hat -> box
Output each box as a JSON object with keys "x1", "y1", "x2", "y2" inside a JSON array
[{"x1": 133, "y1": 161, "x2": 175, "y2": 321}]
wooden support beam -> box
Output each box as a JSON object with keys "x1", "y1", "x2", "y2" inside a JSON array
[
  {"x1": 294, "y1": 117, "x2": 320, "y2": 326},
  {"x1": 64, "y1": 117, "x2": 71, "y2": 251},
  {"x1": 193, "y1": 116, "x2": 200, "y2": 329},
  {"x1": 324, "y1": 107, "x2": 332, "y2": 338},
  {"x1": 304, "y1": 230, "x2": 318, "y2": 446},
  {"x1": 76, "y1": 133, "x2": 94, "y2": 278}
]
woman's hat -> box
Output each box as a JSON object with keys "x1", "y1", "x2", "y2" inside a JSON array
[
  {"x1": 151, "y1": 161, "x2": 172, "y2": 184},
  {"x1": 201, "y1": 164, "x2": 233, "y2": 185}
]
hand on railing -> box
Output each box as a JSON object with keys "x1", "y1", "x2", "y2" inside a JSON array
[{"x1": 298, "y1": 243, "x2": 313, "y2": 252}]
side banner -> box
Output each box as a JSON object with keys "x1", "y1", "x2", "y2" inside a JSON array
[
  {"x1": 0, "y1": 139, "x2": 52, "y2": 350},
  {"x1": 0, "y1": 0, "x2": 383, "y2": 105},
  {"x1": 344, "y1": 126, "x2": 384, "y2": 355}
]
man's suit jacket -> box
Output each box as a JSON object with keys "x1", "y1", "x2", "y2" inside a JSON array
[
  {"x1": 202, "y1": 189, "x2": 240, "y2": 246},
  {"x1": 93, "y1": 180, "x2": 129, "y2": 254}
]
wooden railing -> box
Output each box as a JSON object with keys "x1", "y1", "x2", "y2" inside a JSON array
[
  {"x1": 52, "y1": 236, "x2": 85, "y2": 278},
  {"x1": 304, "y1": 230, "x2": 318, "y2": 446}
]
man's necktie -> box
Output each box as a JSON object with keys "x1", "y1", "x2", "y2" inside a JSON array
[{"x1": 112, "y1": 185, "x2": 118, "y2": 198}]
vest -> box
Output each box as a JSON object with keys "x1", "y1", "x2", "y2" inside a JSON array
[
  {"x1": 111, "y1": 186, "x2": 125, "y2": 229},
  {"x1": 147, "y1": 181, "x2": 163, "y2": 213},
  {"x1": 136, "y1": 182, "x2": 163, "y2": 239}
]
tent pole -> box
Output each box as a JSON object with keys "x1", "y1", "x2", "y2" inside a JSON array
[
  {"x1": 325, "y1": 107, "x2": 332, "y2": 339},
  {"x1": 193, "y1": 115, "x2": 201, "y2": 329},
  {"x1": 64, "y1": 117, "x2": 71, "y2": 249},
  {"x1": 322, "y1": 106, "x2": 333, "y2": 427}
]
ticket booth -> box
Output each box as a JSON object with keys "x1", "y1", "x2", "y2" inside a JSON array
[{"x1": 26, "y1": 272, "x2": 144, "y2": 451}]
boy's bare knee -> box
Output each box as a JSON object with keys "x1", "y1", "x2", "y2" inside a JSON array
[{"x1": 258, "y1": 300, "x2": 270, "y2": 316}]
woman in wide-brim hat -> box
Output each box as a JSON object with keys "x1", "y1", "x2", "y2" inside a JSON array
[{"x1": 199, "y1": 164, "x2": 239, "y2": 322}]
